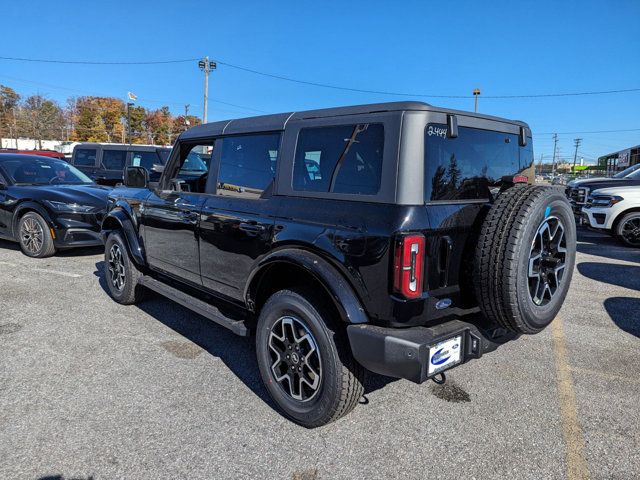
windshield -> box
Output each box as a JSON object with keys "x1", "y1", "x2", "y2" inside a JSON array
[
  {"x1": 624, "y1": 168, "x2": 640, "y2": 180},
  {"x1": 613, "y1": 163, "x2": 640, "y2": 178},
  {"x1": 424, "y1": 124, "x2": 533, "y2": 201},
  {"x1": 0, "y1": 156, "x2": 93, "y2": 185}
]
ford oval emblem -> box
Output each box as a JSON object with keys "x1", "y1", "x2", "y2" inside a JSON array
[{"x1": 435, "y1": 298, "x2": 452, "y2": 310}]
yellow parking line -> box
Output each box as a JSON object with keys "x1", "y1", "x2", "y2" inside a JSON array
[{"x1": 551, "y1": 317, "x2": 590, "y2": 480}]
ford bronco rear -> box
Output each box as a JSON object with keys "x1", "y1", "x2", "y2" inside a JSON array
[{"x1": 101, "y1": 102, "x2": 576, "y2": 427}]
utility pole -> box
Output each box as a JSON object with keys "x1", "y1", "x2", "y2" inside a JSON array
[
  {"x1": 127, "y1": 102, "x2": 134, "y2": 145},
  {"x1": 473, "y1": 88, "x2": 481, "y2": 113},
  {"x1": 198, "y1": 57, "x2": 217, "y2": 123},
  {"x1": 538, "y1": 153, "x2": 544, "y2": 176},
  {"x1": 572, "y1": 138, "x2": 582, "y2": 174},
  {"x1": 551, "y1": 133, "x2": 558, "y2": 176}
]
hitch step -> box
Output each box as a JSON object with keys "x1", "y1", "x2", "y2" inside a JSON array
[{"x1": 138, "y1": 275, "x2": 249, "y2": 337}]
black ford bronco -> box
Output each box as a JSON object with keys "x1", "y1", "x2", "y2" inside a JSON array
[{"x1": 101, "y1": 102, "x2": 576, "y2": 427}]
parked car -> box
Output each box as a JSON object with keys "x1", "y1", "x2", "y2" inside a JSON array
[
  {"x1": 69, "y1": 143, "x2": 171, "y2": 186},
  {"x1": 566, "y1": 164, "x2": 640, "y2": 216},
  {"x1": 0, "y1": 154, "x2": 110, "y2": 257},
  {"x1": 0, "y1": 149, "x2": 66, "y2": 160},
  {"x1": 101, "y1": 102, "x2": 575, "y2": 427},
  {"x1": 582, "y1": 185, "x2": 640, "y2": 247}
]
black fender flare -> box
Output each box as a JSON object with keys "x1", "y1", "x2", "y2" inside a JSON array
[
  {"x1": 245, "y1": 248, "x2": 368, "y2": 324},
  {"x1": 12, "y1": 202, "x2": 55, "y2": 237},
  {"x1": 101, "y1": 207, "x2": 146, "y2": 267}
]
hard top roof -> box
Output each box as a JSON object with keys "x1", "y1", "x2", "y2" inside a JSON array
[
  {"x1": 181, "y1": 101, "x2": 530, "y2": 139},
  {"x1": 74, "y1": 142, "x2": 171, "y2": 151}
]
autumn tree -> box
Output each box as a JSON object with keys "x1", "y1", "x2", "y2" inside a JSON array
[
  {"x1": 145, "y1": 106, "x2": 172, "y2": 144},
  {"x1": 18, "y1": 95, "x2": 64, "y2": 148},
  {"x1": 73, "y1": 96, "x2": 125, "y2": 142},
  {"x1": 0, "y1": 85, "x2": 21, "y2": 140}
]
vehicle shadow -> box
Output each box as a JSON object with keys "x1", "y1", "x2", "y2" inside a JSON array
[
  {"x1": 0, "y1": 238, "x2": 20, "y2": 251},
  {"x1": 577, "y1": 262, "x2": 640, "y2": 291},
  {"x1": 93, "y1": 261, "x2": 397, "y2": 412},
  {"x1": 576, "y1": 228, "x2": 639, "y2": 263},
  {"x1": 603, "y1": 297, "x2": 640, "y2": 338},
  {"x1": 0, "y1": 238, "x2": 102, "y2": 257}
]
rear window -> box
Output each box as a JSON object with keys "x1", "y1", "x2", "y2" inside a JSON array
[
  {"x1": 74, "y1": 148, "x2": 97, "y2": 167},
  {"x1": 424, "y1": 124, "x2": 533, "y2": 201},
  {"x1": 293, "y1": 124, "x2": 384, "y2": 195}
]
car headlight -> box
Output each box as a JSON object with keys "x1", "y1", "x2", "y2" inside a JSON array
[
  {"x1": 588, "y1": 195, "x2": 623, "y2": 208},
  {"x1": 45, "y1": 200, "x2": 95, "y2": 213}
]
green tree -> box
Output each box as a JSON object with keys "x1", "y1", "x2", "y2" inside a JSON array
[{"x1": 18, "y1": 95, "x2": 64, "y2": 148}]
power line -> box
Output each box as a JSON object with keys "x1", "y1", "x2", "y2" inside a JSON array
[
  {"x1": 1, "y1": 54, "x2": 640, "y2": 99},
  {"x1": 537, "y1": 128, "x2": 640, "y2": 135},
  {"x1": 0, "y1": 55, "x2": 198, "y2": 65}
]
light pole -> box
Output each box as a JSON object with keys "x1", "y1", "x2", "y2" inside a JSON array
[
  {"x1": 198, "y1": 57, "x2": 217, "y2": 124},
  {"x1": 473, "y1": 88, "x2": 481, "y2": 113},
  {"x1": 126, "y1": 102, "x2": 134, "y2": 145}
]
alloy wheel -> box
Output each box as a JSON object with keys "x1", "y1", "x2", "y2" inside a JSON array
[
  {"x1": 108, "y1": 244, "x2": 126, "y2": 291},
  {"x1": 268, "y1": 315, "x2": 322, "y2": 402},
  {"x1": 528, "y1": 216, "x2": 567, "y2": 306},
  {"x1": 620, "y1": 216, "x2": 640, "y2": 246},
  {"x1": 20, "y1": 218, "x2": 44, "y2": 254}
]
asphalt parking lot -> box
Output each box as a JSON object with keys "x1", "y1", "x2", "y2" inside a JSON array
[{"x1": 1, "y1": 229, "x2": 638, "y2": 480}]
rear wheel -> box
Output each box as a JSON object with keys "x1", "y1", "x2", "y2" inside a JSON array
[
  {"x1": 18, "y1": 212, "x2": 56, "y2": 258},
  {"x1": 104, "y1": 231, "x2": 144, "y2": 305},
  {"x1": 615, "y1": 212, "x2": 640, "y2": 248},
  {"x1": 474, "y1": 185, "x2": 576, "y2": 334},
  {"x1": 255, "y1": 288, "x2": 365, "y2": 428}
]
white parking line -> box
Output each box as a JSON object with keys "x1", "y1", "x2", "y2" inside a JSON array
[{"x1": 0, "y1": 261, "x2": 83, "y2": 278}]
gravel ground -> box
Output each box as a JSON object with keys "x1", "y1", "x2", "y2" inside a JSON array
[{"x1": 0, "y1": 229, "x2": 638, "y2": 480}]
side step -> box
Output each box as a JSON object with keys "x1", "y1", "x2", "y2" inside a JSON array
[{"x1": 138, "y1": 275, "x2": 250, "y2": 337}]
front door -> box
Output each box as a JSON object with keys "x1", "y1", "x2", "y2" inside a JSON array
[{"x1": 143, "y1": 141, "x2": 214, "y2": 285}]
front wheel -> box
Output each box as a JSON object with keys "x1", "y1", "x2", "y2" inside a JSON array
[
  {"x1": 256, "y1": 288, "x2": 365, "y2": 428},
  {"x1": 615, "y1": 212, "x2": 640, "y2": 248},
  {"x1": 104, "y1": 231, "x2": 144, "y2": 304},
  {"x1": 18, "y1": 212, "x2": 56, "y2": 258}
]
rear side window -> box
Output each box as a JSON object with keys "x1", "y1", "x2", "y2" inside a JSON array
[
  {"x1": 74, "y1": 148, "x2": 97, "y2": 167},
  {"x1": 217, "y1": 133, "x2": 281, "y2": 199},
  {"x1": 293, "y1": 124, "x2": 384, "y2": 195},
  {"x1": 131, "y1": 151, "x2": 162, "y2": 171},
  {"x1": 424, "y1": 124, "x2": 533, "y2": 201},
  {"x1": 102, "y1": 150, "x2": 127, "y2": 170}
]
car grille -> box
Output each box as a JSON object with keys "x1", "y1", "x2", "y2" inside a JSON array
[{"x1": 566, "y1": 187, "x2": 589, "y2": 205}]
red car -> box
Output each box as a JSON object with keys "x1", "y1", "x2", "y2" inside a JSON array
[{"x1": 0, "y1": 149, "x2": 66, "y2": 160}]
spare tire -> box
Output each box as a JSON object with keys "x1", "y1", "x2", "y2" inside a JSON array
[{"x1": 474, "y1": 185, "x2": 576, "y2": 334}]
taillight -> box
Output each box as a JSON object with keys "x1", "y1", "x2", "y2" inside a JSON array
[{"x1": 393, "y1": 234, "x2": 426, "y2": 299}]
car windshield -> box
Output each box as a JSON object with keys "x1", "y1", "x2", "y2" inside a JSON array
[
  {"x1": 624, "y1": 168, "x2": 640, "y2": 180},
  {"x1": 0, "y1": 157, "x2": 93, "y2": 185},
  {"x1": 614, "y1": 163, "x2": 640, "y2": 178}
]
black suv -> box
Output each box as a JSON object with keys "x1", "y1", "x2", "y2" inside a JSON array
[
  {"x1": 70, "y1": 143, "x2": 172, "y2": 186},
  {"x1": 101, "y1": 102, "x2": 576, "y2": 427}
]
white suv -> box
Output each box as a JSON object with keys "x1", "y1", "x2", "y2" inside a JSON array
[{"x1": 582, "y1": 185, "x2": 640, "y2": 247}]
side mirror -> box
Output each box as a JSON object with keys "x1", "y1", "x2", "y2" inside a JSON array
[{"x1": 124, "y1": 166, "x2": 149, "y2": 188}]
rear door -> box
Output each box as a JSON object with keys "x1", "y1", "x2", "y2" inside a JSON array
[
  {"x1": 423, "y1": 120, "x2": 533, "y2": 304},
  {"x1": 199, "y1": 132, "x2": 281, "y2": 299},
  {"x1": 71, "y1": 146, "x2": 99, "y2": 179}
]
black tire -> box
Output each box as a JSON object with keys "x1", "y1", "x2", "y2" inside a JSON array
[
  {"x1": 474, "y1": 185, "x2": 576, "y2": 334},
  {"x1": 615, "y1": 212, "x2": 640, "y2": 248},
  {"x1": 255, "y1": 288, "x2": 365, "y2": 428},
  {"x1": 104, "y1": 231, "x2": 144, "y2": 305},
  {"x1": 17, "y1": 212, "x2": 56, "y2": 258}
]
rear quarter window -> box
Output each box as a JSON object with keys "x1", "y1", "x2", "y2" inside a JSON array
[
  {"x1": 424, "y1": 124, "x2": 533, "y2": 201},
  {"x1": 73, "y1": 148, "x2": 97, "y2": 167},
  {"x1": 293, "y1": 123, "x2": 384, "y2": 195}
]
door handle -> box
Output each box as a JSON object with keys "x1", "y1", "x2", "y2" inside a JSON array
[{"x1": 239, "y1": 222, "x2": 266, "y2": 233}]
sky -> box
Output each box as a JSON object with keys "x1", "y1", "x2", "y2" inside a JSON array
[{"x1": 0, "y1": 0, "x2": 638, "y2": 164}]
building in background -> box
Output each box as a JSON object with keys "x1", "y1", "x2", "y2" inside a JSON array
[{"x1": 598, "y1": 145, "x2": 640, "y2": 175}]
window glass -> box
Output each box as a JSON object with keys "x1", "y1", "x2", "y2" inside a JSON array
[
  {"x1": 131, "y1": 151, "x2": 163, "y2": 171},
  {"x1": 165, "y1": 143, "x2": 214, "y2": 193},
  {"x1": 102, "y1": 150, "x2": 127, "y2": 170},
  {"x1": 293, "y1": 124, "x2": 384, "y2": 195},
  {"x1": 217, "y1": 133, "x2": 281, "y2": 199},
  {"x1": 424, "y1": 124, "x2": 533, "y2": 201},
  {"x1": 74, "y1": 148, "x2": 97, "y2": 167},
  {"x1": 0, "y1": 157, "x2": 93, "y2": 185}
]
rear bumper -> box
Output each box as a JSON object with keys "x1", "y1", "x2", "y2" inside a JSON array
[{"x1": 347, "y1": 319, "x2": 519, "y2": 383}]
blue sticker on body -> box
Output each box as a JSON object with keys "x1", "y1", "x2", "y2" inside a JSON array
[{"x1": 544, "y1": 206, "x2": 551, "y2": 218}]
